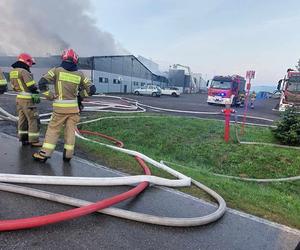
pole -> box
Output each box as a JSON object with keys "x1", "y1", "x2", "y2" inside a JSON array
[
  {"x1": 224, "y1": 109, "x2": 230, "y2": 142},
  {"x1": 241, "y1": 79, "x2": 251, "y2": 135}
]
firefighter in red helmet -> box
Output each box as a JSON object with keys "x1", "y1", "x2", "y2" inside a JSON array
[
  {"x1": 9, "y1": 53, "x2": 42, "y2": 146},
  {"x1": 33, "y1": 49, "x2": 96, "y2": 162}
]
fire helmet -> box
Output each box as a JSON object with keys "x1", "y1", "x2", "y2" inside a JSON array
[
  {"x1": 18, "y1": 53, "x2": 36, "y2": 67},
  {"x1": 61, "y1": 49, "x2": 79, "y2": 64}
]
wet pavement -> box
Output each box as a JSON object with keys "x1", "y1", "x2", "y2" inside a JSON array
[
  {"x1": 102, "y1": 93, "x2": 280, "y2": 126},
  {"x1": 0, "y1": 133, "x2": 299, "y2": 250}
]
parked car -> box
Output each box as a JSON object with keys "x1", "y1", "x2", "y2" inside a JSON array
[
  {"x1": 161, "y1": 87, "x2": 180, "y2": 97},
  {"x1": 133, "y1": 85, "x2": 161, "y2": 97}
]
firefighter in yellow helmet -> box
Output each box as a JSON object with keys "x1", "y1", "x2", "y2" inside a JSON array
[
  {"x1": 33, "y1": 49, "x2": 96, "y2": 162},
  {"x1": 10, "y1": 53, "x2": 42, "y2": 146},
  {"x1": 0, "y1": 68, "x2": 8, "y2": 94}
]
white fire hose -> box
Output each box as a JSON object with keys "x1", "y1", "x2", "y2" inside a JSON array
[{"x1": 0, "y1": 101, "x2": 227, "y2": 227}]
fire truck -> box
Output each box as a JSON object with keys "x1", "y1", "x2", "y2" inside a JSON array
[
  {"x1": 207, "y1": 75, "x2": 246, "y2": 106},
  {"x1": 277, "y1": 70, "x2": 300, "y2": 111}
]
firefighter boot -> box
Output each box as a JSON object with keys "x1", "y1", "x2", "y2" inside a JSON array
[
  {"x1": 31, "y1": 141, "x2": 43, "y2": 147},
  {"x1": 32, "y1": 151, "x2": 48, "y2": 163},
  {"x1": 63, "y1": 149, "x2": 72, "y2": 162}
]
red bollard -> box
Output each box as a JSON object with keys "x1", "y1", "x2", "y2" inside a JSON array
[{"x1": 222, "y1": 104, "x2": 235, "y2": 142}]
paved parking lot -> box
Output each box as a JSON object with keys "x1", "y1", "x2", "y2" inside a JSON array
[{"x1": 129, "y1": 93, "x2": 279, "y2": 117}]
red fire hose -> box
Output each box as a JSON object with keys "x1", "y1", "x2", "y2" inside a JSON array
[
  {"x1": 79, "y1": 129, "x2": 124, "y2": 147},
  {"x1": 0, "y1": 130, "x2": 150, "y2": 231}
]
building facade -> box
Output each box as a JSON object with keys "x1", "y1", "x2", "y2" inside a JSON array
[
  {"x1": 92, "y1": 55, "x2": 168, "y2": 93},
  {"x1": 168, "y1": 68, "x2": 207, "y2": 93},
  {"x1": 0, "y1": 55, "x2": 169, "y2": 94}
]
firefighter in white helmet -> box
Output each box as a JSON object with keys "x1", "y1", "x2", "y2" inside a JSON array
[
  {"x1": 9, "y1": 53, "x2": 42, "y2": 146},
  {"x1": 0, "y1": 68, "x2": 8, "y2": 94},
  {"x1": 33, "y1": 49, "x2": 96, "y2": 162}
]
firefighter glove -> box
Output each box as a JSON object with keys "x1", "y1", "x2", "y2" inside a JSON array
[
  {"x1": 89, "y1": 85, "x2": 96, "y2": 96},
  {"x1": 77, "y1": 94, "x2": 84, "y2": 112},
  {"x1": 0, "y1": 84, "x2": 7, "y2": 94},
  {"x1": 32, "y1": 94, "x2": 40, "y2": 104}
]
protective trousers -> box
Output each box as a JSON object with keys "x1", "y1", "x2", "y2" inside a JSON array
[
  {"x1": 40, "y1": 112, "x2": 80, "y2": 159},
  {"x1": 16, "y1": 99, "x2": 39, "y2": 143}
]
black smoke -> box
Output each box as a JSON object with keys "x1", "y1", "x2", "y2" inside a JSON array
[{"x1": 0, "y1": 0, "x2": 127, "y2": 56}]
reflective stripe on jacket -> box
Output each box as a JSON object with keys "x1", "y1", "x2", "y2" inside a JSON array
[
  {"x1": 40, "y1": 67, "x2": 93, "y2": 114},
  {"x1": 9, "y1": 68, "x2": 36, "y2": 99},
  {"x1": 0, "y1": 69, "x2": 7, "y2": 86}
]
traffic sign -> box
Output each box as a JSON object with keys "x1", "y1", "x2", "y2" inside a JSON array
[{"x1": 246, "y1": 70, "x2": 255, "y2": 79}]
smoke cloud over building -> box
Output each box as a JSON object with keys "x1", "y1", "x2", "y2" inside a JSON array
[{"x1": 0, "y1": 0, "x2": 127, "y2": 56}]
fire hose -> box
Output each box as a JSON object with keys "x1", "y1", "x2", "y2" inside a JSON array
[
  {"x1": 0, "y1": 104, "x2": 227, "y2": 230},
  {"x1": 2, "y1": 91, "x2": 296, "y2": 231},
  {"x1": 78, "y1": 114, "x2": 300, "y2": 184},
  {"x1": 0, "y1": 124, "x2": 151, "y2": 231},
  {"x1": 234, "y1": 116, "x2": 300, "y2": 150},
  {"x1": 151, "y1": 113, "x2": 300, "y2": 183},
  {"x1": 101, "y1": 94, "x2": 276, "y2": 123},
  {"x1": 2, "y1": 92, "x2": 276, "y2": 125},
  {"x1": 80, "y1": 115, "x2": 300, "y2": 183}
]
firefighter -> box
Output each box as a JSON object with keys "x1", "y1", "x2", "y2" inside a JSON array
[
  {"x1": 33, "y1": 49, "x2": 96, "y2": 162},
  {"x1": 0, "y1": 68, "x2": 8, "y2": 94},
  {"x1": 250, "y1": 91, "x2": 256, "y2": 109},
  {"x1": 238, "y1": 92, "x2": 245, "y2": 108},
  {"x1": 10, "y1": 53, "x2": 42, "y2": 146}
]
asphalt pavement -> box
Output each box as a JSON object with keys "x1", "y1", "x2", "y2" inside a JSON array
[
  {"x1": 0, "y1": 133, "x2": 299, "y2": 250},
  {"x1": 107, "y1": 93, "x2": 281, "y2": 126}
]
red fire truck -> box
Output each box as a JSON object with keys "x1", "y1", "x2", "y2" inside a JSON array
[
  {"x1": 277, "y1": 70, "x2": 300, "y2": 111},
  {"x1": 207, "y1": 75, "x2": 246, "y2": 106}
]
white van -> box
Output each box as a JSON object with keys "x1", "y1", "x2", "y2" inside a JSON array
[{"x1": 161, "y1": 87, "x2": 180, "y2": 97}]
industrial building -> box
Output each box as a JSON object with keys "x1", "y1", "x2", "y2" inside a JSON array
[
  {"x1": 168, "y1": 67, "x2": 207, "y2": 93},
  {"x1": 0, "y1": 55, "x2": 207, "y2": 94},
  {"x1": 91, "y1": 55, "x2": 168, "y2": 93},
  {"x1": 0, "y1": 55, "x2": 169, "y2": 94}
]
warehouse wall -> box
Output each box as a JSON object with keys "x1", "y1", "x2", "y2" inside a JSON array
[
  {"x1": 0, "y1": 55, "x2": 168, "y2": 94},
  {"x1": 93, "y1": 70, "x2": 153, "y2": 93}
]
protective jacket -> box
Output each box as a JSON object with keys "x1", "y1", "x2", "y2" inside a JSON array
[
  {"x1": 37, "y1": 61, "x2": 96, "y2": 160},
  {"x1": 39, "y1": 62, "x2": 95, "y2": 114},
  {"x1": 10, "y1": 61, "x2": 38, "y2": 98},
  {"x1": 9, "y1": 61, "x2": 40, "y2": 143},
  {"x1": 0, "y1": 68, "x2": 7, "y2": 93}
]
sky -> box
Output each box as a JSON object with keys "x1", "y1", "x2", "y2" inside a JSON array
[{"x1": 90, "y1": 0, "x2": 300, "y2": 85}]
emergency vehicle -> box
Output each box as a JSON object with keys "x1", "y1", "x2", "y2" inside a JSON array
[
  {"x1": 207, "y1": 75, "x2": 246, "y2": 106},
  {"x1": 277, "y1": 70, "x2": 300, "y2": 111}
]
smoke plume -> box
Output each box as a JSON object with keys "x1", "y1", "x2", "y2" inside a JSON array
[{"x1": 0, "y1": 0, "x2": 127, "y2": 56}]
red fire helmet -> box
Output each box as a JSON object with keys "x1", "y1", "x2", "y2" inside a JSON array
[
  {"x1": 18, "y1": 53, "x2": 36, "y2": 67},
  {"x1": 61, "y1": 49, "x2": 79, "y2": 64}
]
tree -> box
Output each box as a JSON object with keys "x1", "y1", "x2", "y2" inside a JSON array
[{"x1": 272, "y1": 107, "x2": 300, "y2": 145}]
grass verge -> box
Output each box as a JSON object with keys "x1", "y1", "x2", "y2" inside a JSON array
[{"x1": 76, "y1": 113, "x2": 300, "y2": 229}]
